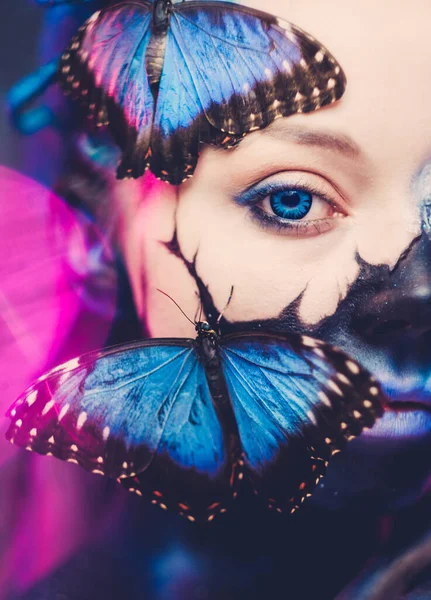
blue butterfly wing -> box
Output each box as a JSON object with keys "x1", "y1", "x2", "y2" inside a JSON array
[
  {"x1": 220, "y1": 333, "x2": 384, "y2": 512},
  {"x1": 150, "y1": 22, "x2": 210, "y2": 184},
  {"x1": 59, "y1": 3, "x2": 154, "y2": 178},
  {"x1": 6, "y1": 340, "x2": 233, "y2": 520},
  {"x1": 172, "y1": 2, "x2": 345, "y2": 130},
  {"x1": 57, "y1": 1, "x2": 346, "y2": 183},
  {"x1": 149, "y1": 1, "x2": 346, "y2": 182}
]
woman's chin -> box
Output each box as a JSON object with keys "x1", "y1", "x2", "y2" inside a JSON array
[{"x1": 309, "y1": 428, "x2": 431, "y2": 512}]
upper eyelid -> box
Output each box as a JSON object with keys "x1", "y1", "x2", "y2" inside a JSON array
[{"x1": 234, "y1": 171, "x2": 349, "y2": 211}]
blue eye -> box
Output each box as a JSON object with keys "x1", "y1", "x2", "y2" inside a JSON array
[
  {"x1": 270, "y1": 189, "x2": 312, "y2": 220},
  {"x1": 233, "y1": 173, "x2": 346, "y2": 237}
]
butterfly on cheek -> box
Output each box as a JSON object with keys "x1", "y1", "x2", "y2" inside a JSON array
[
  {"x1": 58, "y1": 0, "x2": 347, "y2": 184},
  {"x1": 5, "y1": 323, "x2": 385, "y2": 523}
]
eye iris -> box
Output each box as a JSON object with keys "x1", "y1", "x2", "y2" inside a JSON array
[{"x1": 270, "y1": 189, "x2": 312, "y2": 220}]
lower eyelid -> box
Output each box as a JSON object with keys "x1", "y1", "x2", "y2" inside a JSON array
[{"x1": 248, "y1": 205, "x2": 339, "y2": 235}]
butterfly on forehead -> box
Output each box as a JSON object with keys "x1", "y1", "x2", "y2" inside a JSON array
[
  {"x1": 57, "y1": 0, "x2": 347, "y2": 184},
  {"x1": 6, "y1": 304, "x2": 385, "y2": 523}
]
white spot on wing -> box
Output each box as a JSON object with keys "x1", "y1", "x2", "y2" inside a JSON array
[
  {"x1": 27, "y1": 390, "x2": 37, "y2": 407},
  {"x1": 302, "y1": 336, "x2": 318, "y2": 348},
  {"x1": 61, "y1": 357, "x2": 81, "y2": 372},
  {"x1": 282, "y1": 59, "x2": 292, "y2": 73},
  {"x1": 58, "y1": 403, "x2": 70, "y2": 421},
  {"x1": 318, "y1": 391, "x2": 331, "y2": 407},
  {"x1": 76, "y1": 412, "x2": 87, "y2": 430},
  {"x1": 30, "y1": 428, "x2": 37, "y2": 436},
  {"x1": 103, "y1": 426, "x2": 110, "y2": 440},
  {"x1": 328, "y1": 380, "x2": 343, "y2": 396},
  {"x1": 346, "y1": 360, "x2": 360, "y2": 374},
  {"x1": 313, "y1": 348, "x2": 326, "y2": 358},
  {"x1": 42, "y1": 400, "x2": 54, "y2": 416},
  {"x1": 307, "y1": 410, "x2": 317, "y2": 425},
  {"x1": 315, "y1": 50, "x2": 324, "y2": 62},
  {"x1": 336, "y1": 373, "x2": 351, "y2": 385}
]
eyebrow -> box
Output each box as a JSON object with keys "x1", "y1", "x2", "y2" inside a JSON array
[{"x1": 260, "y1": 122, "x2": 362, "y2": 158}]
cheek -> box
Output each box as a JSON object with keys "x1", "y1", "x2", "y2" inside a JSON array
[
  {"x1": 177, "y1": 188, "x2": 362, "y2": 324},
  {"x1": 177, "y1": 192, "x2": 422, "y2": 328}
]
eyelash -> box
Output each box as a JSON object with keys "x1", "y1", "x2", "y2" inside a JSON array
[{"x1": 234, "y1": 174, "x2": 345, "y2": 237}]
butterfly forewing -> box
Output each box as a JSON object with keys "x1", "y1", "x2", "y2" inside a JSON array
[
  {"x1": 170, "y1": 3, "x2": 346, "y2": 133},
  {"x1": 6, "y1": 341, "x2": 203, "y2": 479},
  {"x1": 220, "y1": 333, "x2": 385, "y2": 513},
  {"x1": 59, "y1": 3, "x2": 154, "y2": 177}
]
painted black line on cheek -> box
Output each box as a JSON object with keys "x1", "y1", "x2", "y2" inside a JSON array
[
  {"x1": 163, "y1": 226, "x2": 431, "y2": 364},
  {"x1": 163, "y1": 229, "x2": 308, "y2": 333},
  {"x1": 163, "y1": 230, "x2": 221, "y2": 327}
]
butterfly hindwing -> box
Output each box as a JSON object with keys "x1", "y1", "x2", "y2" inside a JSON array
[
  {"x1": 220, "y1": 333, "x2": 384, "y2": 512},
  {"x1": 119, "y1": 356, "x2": 234, "y2": 522},
  {"x1": 6, "y1": 340, "x2": 201, "y2": 477}
]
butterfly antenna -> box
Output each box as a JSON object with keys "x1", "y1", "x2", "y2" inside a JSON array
[
  {"x1": 157, "y1": 289, "x2": 195, "y2": 326},
  {"x1": 216, "y1": 286, "x2": 234, "y2": 325},
  {"x1": 193, "y1": 298, "x2": 203, "y2": 323}
]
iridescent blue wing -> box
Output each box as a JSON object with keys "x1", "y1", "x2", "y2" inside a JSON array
[
  {"x1": 59, "y1": 3, "x2": 154, "y2": 178},
  {"x1": 220, "y1": 333, "x2": 385, "y2": 513},
  {"x1": 5, "y1": 339, "x2": 231, "y2": 521},
  {"x1": 150, "y1": 1, "x2": 346, "y2": 182}
]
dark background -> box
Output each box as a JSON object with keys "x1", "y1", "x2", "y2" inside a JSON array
[{"x1": 0, "y1": 1, "x2": 43, "y2": 174}]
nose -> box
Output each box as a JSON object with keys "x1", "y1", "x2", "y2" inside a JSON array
[{"x1": 352, "y1": 233, "x2": 431, "y2": 344}]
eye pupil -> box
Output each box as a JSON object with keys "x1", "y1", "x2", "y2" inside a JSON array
[{"x1": 270, "y1": 189, "x2": 312, "y2": 220}]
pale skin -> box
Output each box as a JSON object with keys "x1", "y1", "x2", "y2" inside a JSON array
[{"x1": 111, "y1": 0, "x2": 431, "y2": 506}]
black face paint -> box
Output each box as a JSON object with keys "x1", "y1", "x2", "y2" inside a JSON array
[{"x1": 164, "y1": 229, "x2": 431, "y2": 389}]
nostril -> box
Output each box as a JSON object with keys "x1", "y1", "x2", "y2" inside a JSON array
[{"x1": 372, "y1": 319, "x2": 412, "y2": 337}]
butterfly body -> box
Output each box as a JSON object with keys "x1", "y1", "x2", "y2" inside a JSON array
[
  {"x1": 59, "y1": 0, "x2": 347, "y2": 183},
  {"x1": 193, "y1": 322, "x2": 241, "y2": 448},
  {"x1": 6, "y1": 324, "x2": 385, "y2": 522}
]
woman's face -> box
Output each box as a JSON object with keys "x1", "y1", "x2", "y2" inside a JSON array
[{"x1": 118, "y1": 0, "x2": 431, "y2": 509}]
